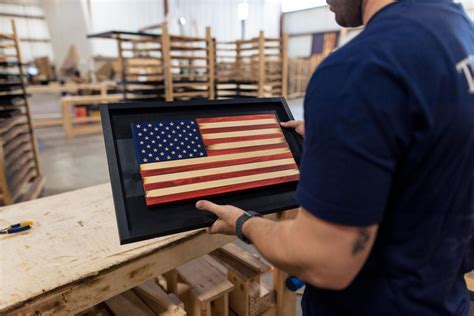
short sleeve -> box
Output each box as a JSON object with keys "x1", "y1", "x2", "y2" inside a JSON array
[{"x1": 296, "y1": 56, "x2": 412, "y2": 226}]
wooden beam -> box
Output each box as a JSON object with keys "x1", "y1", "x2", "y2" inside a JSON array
[
  {"x1": 257, "y1": 31, "x2": 265, "y2": 98},
  {"x1": 206, "y1": 26, "x2": 215, "y2": 100},
  {"x1": 0, "y1": 12, "x2": 45, "y2": 20}
]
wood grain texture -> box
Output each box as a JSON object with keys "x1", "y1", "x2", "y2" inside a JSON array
[
  {"x1": 0, "y1": 184, "x2": 235, "y2": 315},
  {"x1": 203, "y1": 133, "x2": 283, "y2": 145},
  {"x1": 146, "y1": 174, "x2": 299, "y2": 206}
]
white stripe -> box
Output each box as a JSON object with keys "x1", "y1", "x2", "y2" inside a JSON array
[{"x1": 143, "y1": 158, "x2": 296, "y2": 183}]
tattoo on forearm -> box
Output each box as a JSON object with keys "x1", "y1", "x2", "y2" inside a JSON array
[{"x1": 352, "y1": 228, "x2": 371, "y2": 256}]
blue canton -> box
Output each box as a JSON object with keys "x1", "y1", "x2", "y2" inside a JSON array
[{"x1": 131, "y1": 119, "x2": 207, "y2": 164}]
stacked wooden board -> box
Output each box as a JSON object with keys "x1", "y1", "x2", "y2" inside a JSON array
[
  {"x1": 216, "y1": 32, "x2": 288, "y2": 99},
  {"x1": 88, "y1": 22, "x2": 215, "y2": 102},
  {"x1": 0, "y1": 20, "x2": 45, "y2": 205}
]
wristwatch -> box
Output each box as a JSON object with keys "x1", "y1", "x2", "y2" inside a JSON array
[{"x1": 236, "y1": 211, "x2": 262, "y2": 244}]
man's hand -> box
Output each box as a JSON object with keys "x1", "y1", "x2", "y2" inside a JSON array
[
  {"x1": 280, "y1": 120, "x2": 305, "y2": 137},
  {"x1": 196, "y1": 200, "x2": 245, "y2": 235}
]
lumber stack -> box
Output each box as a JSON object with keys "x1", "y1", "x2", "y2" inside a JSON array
[
  {"x1": 79, "y1": 243, "x2": 280, "y2": 316},
  {"x1": 88, "y1": 22, "x2": 215, "y2": 102},
  {"x1": 216, "y1": 32, "x2": 288, "y2": 99},
  {"x1": 287, "y1": 58, "x2": 312, "y2": 99},
  {"x1": 0, "y1": 20, "x2": 45, "y2": 205}
]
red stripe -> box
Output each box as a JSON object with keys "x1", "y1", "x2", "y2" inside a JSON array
[
  {"x1": 140, "y1": 152, "x2": 293, "y2": 177},
  {"x1": 146, "y1": 174, "x2": 300, "y2": 206},
  {"x1": 203, "y1": 133, "x2": 282, "y2": 145},
  {"x1": 206, "y1": 143, "x2": 289, "y2": 156},
  {"x1": 196, "y1": 114, "x2": 276, "y2": 124},
  {"x1": 143, "y1": 164, "x2": 298, "y2": 190},
  {"x1": 199, "y1": 123, "x2": 280, "y2": 134}
]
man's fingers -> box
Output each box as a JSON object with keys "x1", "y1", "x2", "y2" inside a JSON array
[
  {"x1": 280, "y1": 120, "x2": 299, "y2": 129},
  {"x1": 196, "y1": 200, "x2": 225, "y2": 217}
]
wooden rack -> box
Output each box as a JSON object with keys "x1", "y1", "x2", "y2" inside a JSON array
[
  {"x1": 216, "y1": 32, "x2": 288, "y2": 99},
  {"x1": 288, "y1": 58, "x2": 312, "y2": 99},
  {"x1": 88, "y1": 22, "x2": 215, "y2": 102},
  {"x1": 0, "y1": 20, "x2": 45, "y2": 205}
]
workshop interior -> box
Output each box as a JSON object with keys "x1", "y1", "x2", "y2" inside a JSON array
[{"x1": 0, "y1": 0, "x2": 473, "y2": 315}]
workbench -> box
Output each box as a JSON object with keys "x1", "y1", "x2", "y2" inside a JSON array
[
  {"x1": 0, "y1": 183, "x2": 297, "y2": 315},
  {"x1": 0, "y1": 184, "x2": 235, "y2": 315}
]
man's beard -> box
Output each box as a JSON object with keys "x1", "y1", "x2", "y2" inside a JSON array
[{"x1": 327, "y1": 0, "x2": 364, "y2": 28}]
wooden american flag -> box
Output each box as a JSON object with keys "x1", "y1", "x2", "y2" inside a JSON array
[{"x1": 131, "y1": 114, "x2": 300, "y2": 206}]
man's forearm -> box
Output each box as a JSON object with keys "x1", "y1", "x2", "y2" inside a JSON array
[{"x1": 243, "y1": 216, "x2": 305, "y2": 277}]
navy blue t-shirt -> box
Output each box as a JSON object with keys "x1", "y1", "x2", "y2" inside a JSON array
[{"x1": 297, "y1": 1, "x2": 474, "y2": 315}]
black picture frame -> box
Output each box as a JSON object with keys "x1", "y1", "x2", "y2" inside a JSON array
[{"x1": 101, "y1": 97, "x2": 303, "y2": 244}]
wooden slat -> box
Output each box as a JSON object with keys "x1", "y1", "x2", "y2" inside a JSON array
[
  {"x1": 3, "y1": 133, "x2": 30, "y2": 156},
  {"x1": 170, "y1": 45, "x2": 207, "y2": 51},
  {"x1": 176, "y1": 255, "x2": 234, "y2": 303},
  {"x1": 5, "y1": 143, "x2": 32, "y2": 169},
  {"x1": 170, "y1": 55, "x2": 208, "y2": 60},
  {"x1": 105, "y1": 291, "x2": 155, "y2": 316},
  {"x1": 133, "y1": 280, "x2": 186, "y2": 315},
  {"x1": 172, "y1": 91, "x2": 209, "y2": 98}
]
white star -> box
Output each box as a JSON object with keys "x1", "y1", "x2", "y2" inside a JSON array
[
  {"x1": 178, "y1": 134, "x2": 182, "y2": 137},
  {"x1": 167, "y1": 156, "x2": 171, "y2": 160},
  {"x1": 193, "y1": 129, "x2": 196, "y2": 132},
  {"x1": 143, "y1": 128, "x2": 147, "y2": 132},
  {"x1": 151, "y1": 140, "x2": 155, "y2": 144},
  {"x1": 178, "y1": 154, "x2": 182, "y2": 158},
  {"x1": 186, "y1": 125, "x2": 190, "y2": 128},
  {"x1": 165, "y1": 147, "x2": 169, "y2": 151},
  {"x1": 189, "y1": 154, "x2": 193, "y2": 157},
  {"x1": 170, "y1": 122, "x2": 174, "y2": 126},
  {"x1": 154, "y1": 127, "x2": 158, "y2": 131},
  {"x1": 183, "y1": 150, "x2": 187, "y2": 153},
  {"x1": 148, "y1": 153, "x2": 152, "y2": 157},
  {"x1": 170, "y1": 143, "x2": 174, "y2": 146},
  {"x1": 187, "y1": 145, "x2": 190, "y2": 149},
  {"x1": 197, "y1": 144, "x2": 201, "y2": 148},
  {"x1": 199, "y1": 152, "x2": 204, "y2": 156},
  {"x1": 159, "y1": 123, "x2": 163, "y2": 127},
  {"x1": 145, "y1": 137, "x2": 149, "y2": 140},
  {"x1": 185, "y1": 137, "x2": 188, "y2": 141},
  {"x1": 180, "y1": 142, "x2": 184, "y2": 145},
  {"x1": 161, "y1": 131, "x2": 165, "y2": 135},
  {"x1": 180, "y1": 122, "x2": 184, "y2": 125},
  {"x1": 138, "y1": 133, "x2": 142, "y2": 136},
  {"x1": 176, "y1": 146, "x2": 180, "y2": 149},
  {"x1": 147, "y1": 145, "x2": 151, "y2": 148},
  {"x1": 171, "y1": 151, "x2": 175, "y2": 154},
  {"x1": 143, "y1": 158, "x2": 148, "y2": 162},
  {"x1": 140, "y1": 141, "x2": 144, "y2": 145},
  {"x1": 163, "y1": 139, "x2": 167, "y2": 143},
  {"x1": 141, "y1": 150, "x2": 145, "y2": 153},
  {"x1": 158, "y1": 144, "x2": 163, "y2": 147},
  {"x1": 191, "y1": 141, "x2": 195, "y2": 144},
  {"x1": 193, "y1": 149, "x2": 197, "y2": 152},
  {"x1": 136, "y1": 124, "x2": 141, "y2": 128},
  {"x1": 172, "y1": 130, "x2": 176, "y2": 134},
  {"x1": 182, "y1": 130, "x2": 187, "y2": 133},
  {"x1": 189, "y1": 133, "x2": 192, "y2": 136},
  {"x1": 195, "y1": 136, "x2": 199, "y2": 140},
  {"x1": 148, "y1": 123, "x2": 152, "y2": 127},
  {"x1": 153, "y1": 149, "x2": 158, "y2": 152},
  {"x1": 177, "y1": 126, "x2": 180, "y2": 130},
  {"x1": 167, "y1": 135, "x2": 171, "y2": 138},
  {"x1": 150, "y1": 132, "x2": 154, "y2": 135},
  {"x1": 160, "y1": 152, "x2": 164, "y2": 156},
  {"x1": 157, "y1": 136, "x2": 160, "y2": 139},
  {"x1": 165, "y1": 127, "x2": 169, "y2": 130},
  {"x1": 155, "y1": 157, "x2": 159, "y2": 161},
  {"x1": 174, "y1": 138, "x2": 178, "y2": 142}
]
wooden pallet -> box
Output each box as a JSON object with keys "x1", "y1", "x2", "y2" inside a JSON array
[
  {"x1": 216, "y1": 32, "x2": 288, "y2": 99},
  {"x1": 89, "y1": 22, "x2": 215, "y2": 102},
  {"x1": 0, "y1": 20, "x2": 45, "y2": 205}
]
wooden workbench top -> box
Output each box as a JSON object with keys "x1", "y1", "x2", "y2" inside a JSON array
[{"x1": 0, "y1": 183, "x2": 234, "y2": 315}]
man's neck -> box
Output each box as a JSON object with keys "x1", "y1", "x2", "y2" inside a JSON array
[{"x1": 362, "y1": 0, "x2": 396, "y2": 25}]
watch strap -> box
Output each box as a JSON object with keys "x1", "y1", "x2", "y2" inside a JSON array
[{"x1": 236, "y1": 211, "x2": 262, "y2": 244}]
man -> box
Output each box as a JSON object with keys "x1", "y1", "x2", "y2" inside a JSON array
[{"x1": 196, "y1": 0, "x2": 474, "y2": 314}]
